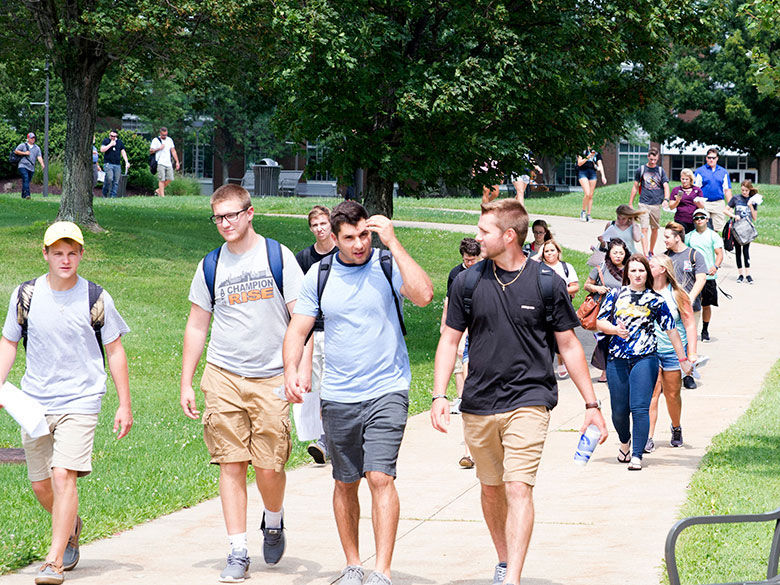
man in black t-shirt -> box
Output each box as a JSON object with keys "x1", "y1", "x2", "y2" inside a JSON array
[
  {"x1": 295, "y1": 205, "x2": 337, "y2": 463},
  {"x1": 99, "y1": 130, "x2": 130, "y2": 198},
  {"x1": 431, "y1": 199, "x2": 607, "y2": 585}
]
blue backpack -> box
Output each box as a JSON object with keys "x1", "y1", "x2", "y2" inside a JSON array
[{"x1": 203, "y1": 238, "x2": 284, "y2": 308}]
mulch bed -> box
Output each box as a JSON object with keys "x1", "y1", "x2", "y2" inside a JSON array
[{"x1": 0, "y1": 448, "x2": 26, "y2": 464}]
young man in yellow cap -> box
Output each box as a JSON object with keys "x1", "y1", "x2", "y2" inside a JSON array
[{"x1": 0, "y1": 222, "x2": 132, "y2": 585}]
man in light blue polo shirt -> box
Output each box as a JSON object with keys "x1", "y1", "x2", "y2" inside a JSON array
[
  {"x1": 694, "y1": 147, "x2": 732, "y2": 232},
  {"x1": 283, "y1": 200, "x2": 433, "y2": 585}
]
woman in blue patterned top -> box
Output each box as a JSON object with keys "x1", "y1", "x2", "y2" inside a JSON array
[{"x1": 596, "y1": 254, "x2": 692, "y2": 470}]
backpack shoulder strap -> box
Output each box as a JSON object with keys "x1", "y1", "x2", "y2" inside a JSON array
[
  {"x1": 304, "y1": 253, "x2": 335, "y2": 344},
  {"x1": 203, "y1": 246, "x2": 222, "y2": 309},
  {"x1": 462, "y1": 259, "x2": 488, "y2": 327},
  {"x1": 87, "y1": 281, "x2": 106, "y2": 366},
  {"x1": 265, "y1": 237, "x2": 284, "y2": 299},
  {"x1": 537, "y1": 263, "x2": 558, "y2": 358},
  {"x1": 16, "y1": 279, "x2": 36, "y2": 350},
  {"x1": 379, "y1": 249, "x2": 407, "y2": 336},
  {"x1": 561, "y1": 261, "x2": 569, "y2": 278}
]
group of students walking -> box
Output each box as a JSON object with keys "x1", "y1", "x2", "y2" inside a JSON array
[{"x1": 0, "y1": 164, "x2": 759, "y2": 585}]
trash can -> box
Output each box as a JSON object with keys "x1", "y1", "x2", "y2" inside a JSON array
[
  {"x1": 252, "y1": 159, "x2": 280, "y2": 197},
  {"x1": 117, "y1": 174, "x2": 129, "y2": 197}
]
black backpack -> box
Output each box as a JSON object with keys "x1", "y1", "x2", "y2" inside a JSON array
[
  {"x1": 305, "y1": 249, "x2": 406, "y2": 343},
  {"x1": 460, "y1": 259, "x2": 559, "y2": 357},
  {"x1": 9, "y1": 143, "x2": 28, "y2": 164}
]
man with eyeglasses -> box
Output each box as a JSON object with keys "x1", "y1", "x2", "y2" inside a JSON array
[
  {"x1": 180, "y1": 184, "x2": 304, "y2": 582},
  {"x1": 99, "y1": 130, "x2": 130, "y2": 198},
  {"x1": 694, "y1": 148, "x2": 732, "y2": 232}
]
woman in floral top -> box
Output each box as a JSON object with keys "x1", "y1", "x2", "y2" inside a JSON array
[{"x1": 596, "y1": 255, "x2": 692, "y2": 470}]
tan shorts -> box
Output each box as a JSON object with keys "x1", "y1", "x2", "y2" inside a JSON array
[
  {"x1": 22, "y1": 413, "x2": 99, "y2": 482},
  {"x1": 639, "y1": 203, "x2": 661, "y2": 230},
  {"x1": 704, "y1": 199, "x2": 727, "y2": 232},
  {"x1": 463, "y1": 405, "x2": 550, "y2": 486},
  {"x1": 200, "y1": 363, "x2": 291, "y2": 471},
  {"x1": 157, "y1": 164, "x2": 174, "y2": 182}
]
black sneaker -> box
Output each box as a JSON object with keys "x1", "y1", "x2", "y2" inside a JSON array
[
  {"x1": 670, "y1": 425, "x2": 683, "y2": 447},
  {"x1": 736, "y1": 275, "x2": 744, "y2": 284},
  {"x1": 683, "y1": 375, "x2": 697, "y2": 389},
  {"x1": 747, "y1": 275, "x2": 754, "y2": 284},
  {"x1": 701, "y1": 330, "x2": 710, "y2": 341},
  {"x1": 307, "y1": 439, "x2": 328, "y2": 464},
  {"x1": 260, "y1": 514, "x2": 286, "y2": 565}
]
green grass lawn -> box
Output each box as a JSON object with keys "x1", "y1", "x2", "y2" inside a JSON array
[
  {"x1": 669, "y1": 359, "x2": 780, "y2": 584},
  {"x1": 250, "y1": 181, "x2": 780, "y2": 245},
  {"x1": 0, "y1": 193, "x2": 591, "y2": 573}
]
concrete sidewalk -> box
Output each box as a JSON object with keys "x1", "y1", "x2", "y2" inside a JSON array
[{"x1": 2, "y1": 212, "x2": 777, "y2": 585}]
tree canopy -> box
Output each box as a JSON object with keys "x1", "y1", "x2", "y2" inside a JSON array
[{"x1": 267, "y1": 0, "x2": 705, "y2": 215}]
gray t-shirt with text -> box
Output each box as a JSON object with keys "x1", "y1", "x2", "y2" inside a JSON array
[{"x1": 188, "y1": 237, "x2": 303, "y2": 378}]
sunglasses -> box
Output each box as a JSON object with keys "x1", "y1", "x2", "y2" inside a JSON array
[{"x1": 693, "y1": 216, "x2": 707, "y2": 220}]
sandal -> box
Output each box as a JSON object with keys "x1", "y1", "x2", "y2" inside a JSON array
[
  {"x1": 459, "y1": 456, "x2": 474, "y2": 469},
  {"x1": 617, "y1": 445, "x2": 631, "y2": 463}
]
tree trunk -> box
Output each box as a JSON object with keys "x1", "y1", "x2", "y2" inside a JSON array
[
  {"x1": 757, "y1": 155, "x2": 774, "y2": 184},
  {"x1": 57, "y1": 62, "x2": 107, "y2": 228},
  {"x1": 363, "y1": 168, "x2": 394, "y2": 218}
]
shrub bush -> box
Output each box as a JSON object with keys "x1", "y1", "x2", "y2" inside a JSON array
[
  {"x1": 31, "y1": 155, "x2": 64, "y2": 188},
  {"x1": 165, "y1": 175, "x2": 202, "y2": 196},
  {"x1": 0, "y1": 123, "x2": 25, "y2": 179}
]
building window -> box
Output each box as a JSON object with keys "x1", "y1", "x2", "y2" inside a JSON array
[
  {"x1": 555, "y1": 157, "x2": 579, "y2": 187},
  {"x1": 306, "y1": 142, "x2": 334, "y2": 181},
  {"x1": 669, "y1": 154, "x2": 757, "y2": 183},
  {"x1": 617, "y1": 142, "x2": 649, "y2": 183}
]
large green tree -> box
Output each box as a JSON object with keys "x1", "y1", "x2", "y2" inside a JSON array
[
  {"x1": 0, "y1": 1, "x2": 269, "y2": 228},
  {"x1": 267, "y1": 0, "x2": 704, "y2": 216},
  {"x1": 639, "y1": 0, "x2": 780, "y2": 181}
]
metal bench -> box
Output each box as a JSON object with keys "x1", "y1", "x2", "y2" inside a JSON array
[
  {"x1": 666, "y1": 507, "x2": 780, "y2": 585},
  {"x1": 279, "y1": 170, "x2": 303, "y2": 196}
]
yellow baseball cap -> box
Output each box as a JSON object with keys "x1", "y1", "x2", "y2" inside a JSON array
[{"x1": 43, "y1": 221, "x2": 84, "y2": 247}]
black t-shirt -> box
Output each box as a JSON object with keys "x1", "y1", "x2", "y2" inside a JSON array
[
  {"x1": 446, "y1": 259, "x2": 579, "y2": 415},
  {"x1": 295, "y1": 243, "x2": 338, "y2": 332},
  {"x1": 446, "y1": 263, "x2": 466, "y2": 297},
  {"x1": 101, "y1": 138, "x2": 125, "y2": 165},
  {"x1": 295, "y1": 243, "x2": 337, "y2": 274},
  {"x1": 579, "y1": 149, "x2": 602, "y2": 172}
]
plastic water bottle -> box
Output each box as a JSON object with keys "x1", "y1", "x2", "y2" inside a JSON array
[{"x1": 573, "y1": 424, "x2": 601, "y2": 466}]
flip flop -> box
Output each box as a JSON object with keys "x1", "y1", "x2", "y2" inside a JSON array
[{"x1": 617, "y1": 447, "x2": 631, "y2": 463}]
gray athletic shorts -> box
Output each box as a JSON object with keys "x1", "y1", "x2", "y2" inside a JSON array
[{"x1": 321, "y1": 390, "x2": 408, "y2": 483}]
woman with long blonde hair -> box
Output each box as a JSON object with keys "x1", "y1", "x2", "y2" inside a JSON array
[{"x1": 645, "y1": 255, "x2": 698, "y2": 452}]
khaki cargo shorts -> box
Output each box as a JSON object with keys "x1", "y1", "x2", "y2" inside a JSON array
[
  {"x1": 639, "y1": 203, "x2": 661, "y2": 230},
  {"x1": 200, "y1": 363, "x2": 291, "y2": 471},
  {"x1": 22, "y1": 413, "x2": 100, "y2": 482},
  {"x1": 463, "y1": 405, "x2": 551, "y2": 486},
  {"x1": 157, "y1": 164, "x2": 174, "y2": 182}
]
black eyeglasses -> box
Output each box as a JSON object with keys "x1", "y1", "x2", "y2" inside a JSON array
[{"x1": 210, "y1": 207, "x2": 249, "y2": 224}]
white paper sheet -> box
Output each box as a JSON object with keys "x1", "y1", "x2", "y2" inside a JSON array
[
  {"x1": 0, "y1": 382, "x2": 50, "y2": 438},
  {"x1": 292, "y1": 390, "x2": 324, "y2": 441}
]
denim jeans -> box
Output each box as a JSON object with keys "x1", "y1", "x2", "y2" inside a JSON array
[
  {"x1": 19, "y1": 167, "x2": 32, "y2": 199},
  {"x1": 102, "y1": 163, "x2": 121, "y2": 198},
  {"x1": 606, "y1": 353, "x2": 659, "y2": 459}
]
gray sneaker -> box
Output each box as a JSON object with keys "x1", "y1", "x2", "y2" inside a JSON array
[
  {"x1": 336, "y1": 565, "x2": 364, "y2": 585},
  {"x1": 62, "y1": 515, "x2": 82, "y2": 571},
  {"x1": 219, "y1": 549, "x2": 250, "y2": 583},
  {"x1": 644, "y1": 438, "x2": 655, "y2": 453},
  {"x1": 35, "y1": 562, "x2": 64, "y2": 585},
  {"x1": 261, "y1": 514, "x2": 286, "y2": 565},
  {"x1": 670, "y1": 425, "x2": 683, "y2": 448},
  {"x1": 365, "y1": 571, "x2": 392, "y2": 585},
  {"x1": 492, "y1": 563, "x2": 507, "y2": 585}
]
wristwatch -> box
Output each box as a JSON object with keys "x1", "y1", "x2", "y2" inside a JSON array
[
  {"x1": 585, "y1": 400, "x2": 601, "y2": 410},
  {"x1": 431, "y1": 394, "x2": 448, "y2": 403}
]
